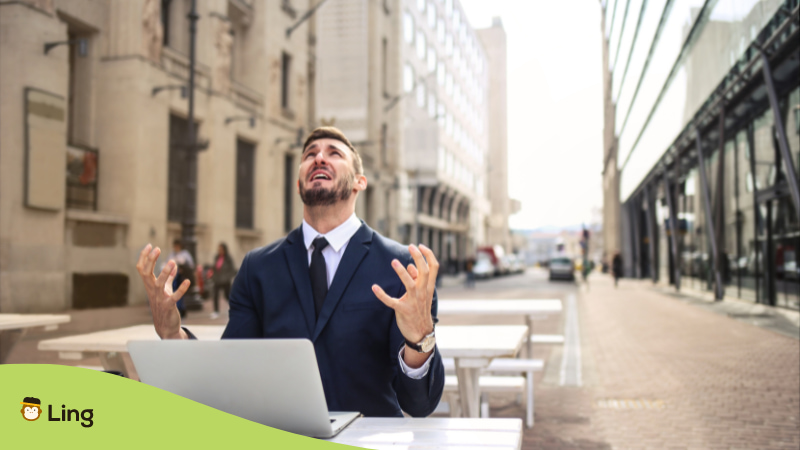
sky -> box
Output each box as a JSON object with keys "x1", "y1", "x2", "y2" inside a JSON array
[{"x1": 458, "y1": 0, "x2": 605, "y2": 230}]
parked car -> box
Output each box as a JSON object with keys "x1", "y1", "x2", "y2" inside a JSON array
[
  {"x1": 477, "y1": 245, "x2": 509, "y2": 276},
  {"x1": 473, "y1": 253, "x2": 495, "y2": 279},
  {"x1": 549, "y1": 256, "x2": 575, "y2": 281}
]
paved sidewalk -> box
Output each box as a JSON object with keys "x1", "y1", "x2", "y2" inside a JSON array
[{"x1": 483, "y1": 274, "x2": 800, "y2": 449}]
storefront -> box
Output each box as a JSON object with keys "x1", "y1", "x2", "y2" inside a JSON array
[{"x1": 612, "y1": 0, "x2": 799, "y2": 309}]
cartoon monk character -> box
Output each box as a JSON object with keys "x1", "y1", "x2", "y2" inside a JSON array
[{"x1": 20, "y1": 397, "x2": 42, "y2": 421}]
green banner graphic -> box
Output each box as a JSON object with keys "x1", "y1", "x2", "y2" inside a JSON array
[{"x1": 1, "y1": 365, "x2": 359, "y2": 449}]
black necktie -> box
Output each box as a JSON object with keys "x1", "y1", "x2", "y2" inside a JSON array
[{"x1": 310, "y1": 237, "x2": 330, "y2": 319}]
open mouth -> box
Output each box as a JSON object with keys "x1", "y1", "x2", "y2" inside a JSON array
[{"x1": 309, "y1": 169, "x2": 332, "y2": 182}]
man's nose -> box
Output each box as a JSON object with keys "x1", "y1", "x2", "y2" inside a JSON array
[{"x1": 314, "y1": 152, "x2": 327, "y2": 164}]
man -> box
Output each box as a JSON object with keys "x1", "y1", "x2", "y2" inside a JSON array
[{"x1": 136, "y1": 127, "x2": 444, "y2": 417}]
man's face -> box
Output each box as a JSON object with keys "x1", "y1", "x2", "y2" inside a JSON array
[{"x1": 298, "y1": 138, "x2": 363, "y2": 206}]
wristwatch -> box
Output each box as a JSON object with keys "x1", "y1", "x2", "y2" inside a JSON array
[{"x1": 405, "y1": 328, "x2": 436, "y2": 353}]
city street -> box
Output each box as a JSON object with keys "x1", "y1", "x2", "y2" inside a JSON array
[
  {"x1": 437, "y1": 269, "x2": 800, "y2": 449},
  {"x1": 7, "y1": 268, "x2": 800, "y2": 449}
]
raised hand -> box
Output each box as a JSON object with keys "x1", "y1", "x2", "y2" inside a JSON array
[
  {"x1": 135, "y1": 244, "x2": 190, "y2": 339},
  {"x1": 372, "y1": 244, "x2": 439, "y2": 348}
]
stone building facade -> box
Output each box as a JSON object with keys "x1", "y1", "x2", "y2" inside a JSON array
[
  {"x1": 0, "y1": 0, "x2": 513, "y2": 312},
  {"x1": 0, "y1": 0, "x2": 313, "y2": 312}
]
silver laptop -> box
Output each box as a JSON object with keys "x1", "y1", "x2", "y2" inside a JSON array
[{"x1": 127, "y1": 339, "x2": 360, "y2": 438}]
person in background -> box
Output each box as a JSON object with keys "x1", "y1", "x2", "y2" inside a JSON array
[
  {"x1": 210, "y1": 242, "x2": 237, "y2": 319},
  {"x1": 465, "y1": 256, "x2": 475, "y2": 288},
  {"x1": 612, "y1": 252, "x2": 623, "y2": 288},
  {"x1": 165, "y1": 239, "x2": 194, "y2": 317}
]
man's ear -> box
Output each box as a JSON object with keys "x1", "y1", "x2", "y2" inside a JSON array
[{"x1": 355, "y1": 174, "x2": 367, "y2": 192}]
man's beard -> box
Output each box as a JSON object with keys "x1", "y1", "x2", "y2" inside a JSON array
[{"x1": 299, "y1": 173, "x2": 354, "y2": 206}]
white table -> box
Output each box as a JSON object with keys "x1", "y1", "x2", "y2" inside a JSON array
[
  {"x1": 37, "y1": 324, "x2": 225, "y2": 377},
  {"x1": 328, "y1": 417, "x2": 522, "y2": 449},
  {"x1": 38, "y1": 323, "x2": 527, "y2": 419},
  {"x1": 0, "y1": 314, "x2": 71, "y2": 363},
  {"x1": 436, "y1": 325, "x2": 529, "y2": 419},
  {"x1": 437, "y1": 299, "x2": 562, "y2": 357}
]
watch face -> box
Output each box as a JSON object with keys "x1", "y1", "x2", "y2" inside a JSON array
[{"x1": 421, "y1": 334, "x2": 436, "y2": 353}]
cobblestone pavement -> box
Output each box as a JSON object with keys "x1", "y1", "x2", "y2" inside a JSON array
[{"x1": 439, "y1": 271, "x2": 799, "y2": 449}]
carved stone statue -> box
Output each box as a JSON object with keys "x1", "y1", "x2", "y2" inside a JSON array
[
  {"x1": 142, "y1": 0, "x2": 163, "y2": 63},
  {"x1": 214, "y1": 19, "x2": 233, "y2": 93}
]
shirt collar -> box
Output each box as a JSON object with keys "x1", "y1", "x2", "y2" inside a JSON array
[{"x1": 302, "y1": 213, "x2": 362, "y2": 253}]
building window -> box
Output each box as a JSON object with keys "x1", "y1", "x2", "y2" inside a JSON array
[
  {"x1": 437, "y1": 18, "x2": 445, "y2": 43},
  {"x1": 428, "y1": 93, "x2": 436, "y2": 118},
  {"x1": 284, "y1": 154, "x2": 294, "y2": 232},
  {"x1": 445, "y1": 0, "x2": 452, "y2": 16},
  {"x1": 236, "y1": 139, "x2": 256, "y2": 229},
  {"x1": 416, "y1": 30, "x2": 426, "y2": 60},
  {"x1": 417, "y1": 81, "x2": 426, "y2": 108},
  {"x1": 403, "y1": 12, "x2": 414, "y2": 44},
  {"x1": 404, "y1": 64, "x2": 415, "y2": 93},
  {"x1": 281, "y1": 52, "x2": 291, "y2": 110},
  {"x1": 161, "y1": 0, "x2": 171, "y2": 46},
  {"x1": 427, "y1": 2, "x2": 436, "y2": 28},
  {"x1": 162, "y1": 0, "x2": 189, "y2": 54},
  {"x1": 427, "y1": 47, "x2": 436, "y2": 72},
  {"x1": 66, "y1": 146, "x2": 98, "y2": 211},
  {"x1": 381, "y1": 123, "x2": 388, "y2": 166},
  {"x1": 417, "y1": 0, "x2": 425, "y2": 12}
]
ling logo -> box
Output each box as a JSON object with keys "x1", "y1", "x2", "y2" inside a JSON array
[
  {"x1": 20, "y1": 397, "x2": 42, "y2": 421},
  {"x1": 19, "y1": 396, "x2": 94, "y2": 427}
]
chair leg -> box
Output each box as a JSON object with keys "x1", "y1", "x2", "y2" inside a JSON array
[
  {"x1": 445, "y1": 393, "x2": 461, "y2": 418},
  {"x1": 480, "y1": 393, "x2": 490, "y2": 418},
  {"x1": 526, "y1": 371, "x2": 534, "y2": 428}
]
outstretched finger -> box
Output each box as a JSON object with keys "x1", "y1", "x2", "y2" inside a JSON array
[
  {"x1": 136, "y1": 244, "x2": 152, "y2": 277},
  {"x1": 407, "y1": 264, "x2": 419, "y2": 280},
  {"x1": 408, "y1": 245, "x2": 430, "y2": 288},
  {"x1": 171, "y1": 279, "x2": 191, "y2": 302},
  {"x1": 390, "y1": 259, "x2": 416, "y2": 292},
  {"x1": 155, "y1": 260, "x2": 175, "y2": 291},
  {"x1": 144, "y1": 246, "x2": 161, "y2": 279},
  {"x1": 371, "y1": 284, "x2": 398, "y2": 309},
  {"x1": 165, "y1": 263, "x2": 178, "y2": 292},
  {"x1": 419, "y1": 244, "x2": 440, "y2": 302}
]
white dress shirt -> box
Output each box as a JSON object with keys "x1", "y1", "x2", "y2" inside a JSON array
[{"x1": 302, "y1": 214, "x2": 433, "y2": 378}]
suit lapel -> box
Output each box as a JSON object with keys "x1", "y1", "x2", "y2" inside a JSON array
[
  {"x1": 284, "y1": 227, "x2": 316, "y2": 336},
  {"x1": 312, "y1": 223, "x2": 373, "y2": 341}
]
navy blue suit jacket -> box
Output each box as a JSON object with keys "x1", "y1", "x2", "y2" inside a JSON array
[{"x1": 220, "y1": 222, "x2": 445, "y2": 417}]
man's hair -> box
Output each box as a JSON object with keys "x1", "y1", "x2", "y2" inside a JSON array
[
  {"x1": 173, "y1": 239, "x2": 182, "y2": 248},
  {"x1": 302, "y1": 127, "x2": 363, "y2": 175}
]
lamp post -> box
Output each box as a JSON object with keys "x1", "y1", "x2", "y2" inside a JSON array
[{"x1": 180, "y1": 0, "x2": 203, "y2": 311}]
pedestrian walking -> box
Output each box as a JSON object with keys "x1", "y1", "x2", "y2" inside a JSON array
[
  {"x1": 165, "y1": 239, "x2": 195, "y2": 317},
  {"x1": 210, "y1": 242, "x2": 237, "y2": 319},
  {"x1": 612, "y1": 252, "x2": 622, "y2": 287},
  {"x1": 465, "y1": 257, "x2": 475, "y2": 288}
]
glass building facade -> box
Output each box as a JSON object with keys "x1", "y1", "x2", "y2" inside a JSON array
[{"x1": 604, "y1": 0, "x2": 800, "y2": 309}]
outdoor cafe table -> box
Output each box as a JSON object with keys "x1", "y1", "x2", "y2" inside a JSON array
[
  {"x1": 37, "y1": 324, "x2": 225, "y2": 377},
  {"x1": 328, "y1": 417, "x2": 522, "y2": 449},
  {"x1": 38, "y1": 323, "x2": 528, "y2": 419},
  {"x1": 437, "y1": 299, "x2": 562, "y2": 357},
  {"x1": 435, "y1": 325, "x2": 529, "y2": 419},
  {"x1": 1, "y1": 314, "x2": 71, "y2": 363}
]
